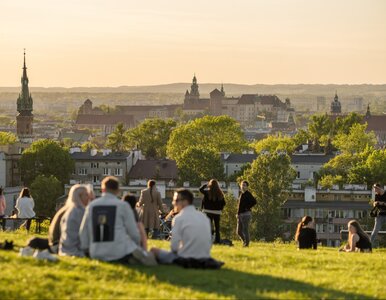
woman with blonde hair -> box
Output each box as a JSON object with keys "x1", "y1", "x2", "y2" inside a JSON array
[
  {"x1": 340, "y1": 220, "x2": 372, "y2": 252},
  {"x1": 59, "y1": 184, "x2": 90, "y2": 256}
]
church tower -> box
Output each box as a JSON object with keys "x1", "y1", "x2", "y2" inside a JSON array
[
  {"x1": 330, "y1": 91, "x2": 342, "y2": 115},
  {"x1": 189, "y1": 74, "x2": 200, "y2": 101},
  {"x1": 16, "y1": 50, "x2": 34, "y2": 143}
]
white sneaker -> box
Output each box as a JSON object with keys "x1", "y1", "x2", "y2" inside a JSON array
[
  {"x1": 33, "y1": 250, "x2": 58, "y2": 262},
  {"x1": 19, "y1": 246, "x2": 34, "y2": 257}
]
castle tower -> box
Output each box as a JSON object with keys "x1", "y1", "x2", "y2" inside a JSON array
[
  {"x1": 16, "y1": 50, "x2": 34, "y2": 143},
  {"x1": 189, "y1": 74, "x2": 200, "y2": 101},
  {"x1": 330, "y1": 91, "x2": 342, "y2": 115}
]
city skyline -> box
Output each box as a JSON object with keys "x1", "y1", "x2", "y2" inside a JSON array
[{"x1": 1, "y1": 0, "x2": 386, "y2": 87}]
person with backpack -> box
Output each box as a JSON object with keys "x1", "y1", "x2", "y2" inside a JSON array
[
  {"x1": 199, "y1": 179, "x2": 226, "y2": 244},
  {"x1": 370, "y1": 183, "x2": 386, "y2": 245}
]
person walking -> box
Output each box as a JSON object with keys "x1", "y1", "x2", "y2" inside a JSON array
[
  {"x1": 236, "y1": 181, "x2": 256, "y2": 247},
  {"x1": 138, "y1": 180, "x2": 164, "y2": 238},
  {"x1": 370, "y1": 183, "x2": 386, "y2": 246},
  {"x1": 200, "y1": 179, "x2": 226, "y2": 244},
  {"x1": 15, "y1": 188, "x2": 35, "y2": 231}
]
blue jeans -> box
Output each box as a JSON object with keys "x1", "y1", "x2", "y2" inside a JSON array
[{"x1": 370, "y1": 215, "x2": 386, "y2": 245}]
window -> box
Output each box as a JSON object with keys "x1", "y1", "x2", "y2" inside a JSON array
[
  {"x1": 103, "y1": 168, "x2": 110, "y2": 176},
  {"x1": 91, "y1": 162, "x2": 99, "y2": 168},
  {"x1": 114, "y1": 168, "x2": 123, "y2": 176},
  {"x1": 297, "y1": 171, "x2": 300, "y2": 179},
  {"x1": 93, "y1": 175, "x2": 100, "y2": 183},
  {"x1": 79, "y1": 168, "x2": 87, "y2": 175},
  {"x1": 316, "y1": 224, "x2": 326, "y2": 233}
]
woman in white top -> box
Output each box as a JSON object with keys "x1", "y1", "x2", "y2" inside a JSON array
[{"x1": 15, "y1": 188, "x2": 35, "y2": 231}]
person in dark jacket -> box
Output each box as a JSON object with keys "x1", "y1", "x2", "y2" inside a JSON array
[
  {"x1": 200, "y1": 179, "x2": 226, "y2": 244},
  {"x1": 236, "y1": 181, "x2": 256, "y2": 247},
  {"x1": 295, "y1": 216, "x2": 317, "y2": 249}
]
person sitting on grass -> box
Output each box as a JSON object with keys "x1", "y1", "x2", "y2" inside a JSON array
[
  {"x1": 15, "y1": 187, "x2": 35, "y2": 231},
  {"x1": 79, "y1": 176, "x2": 157, "y2": 265},
  {"x1": 339, "y1": 220, "x2": 372, "y2": 253},
  {"x1": 59, "y1": 184, "x2": 91, "y2": 257},
  {"x1": 295, "y1": 216, "x2": 317, "y2": 250},
  {"x1": 122, "y1": 193, "x2": 148, "y2": 251},
  {"x1": 151, "y1": 189, "x2": 223, "y2": 269}
]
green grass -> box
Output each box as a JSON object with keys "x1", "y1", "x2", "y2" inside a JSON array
[{"x1": 0, "y1": 231, "x2": 385, "y2": 299}]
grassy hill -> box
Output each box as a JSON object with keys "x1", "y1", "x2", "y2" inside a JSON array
[{"x1": 0, "y1": 231, "x2": 384, "y2": 299}]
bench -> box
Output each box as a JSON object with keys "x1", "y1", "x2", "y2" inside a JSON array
[{"x1": 0, "y1": 217, "x2": 51, "y2": 234}]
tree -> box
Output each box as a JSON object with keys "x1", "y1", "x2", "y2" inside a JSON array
[
  {"x1": 251, "y1": 134, "x2": 296, "y2": 154},
  {"x1": 308, "y1": 114, "x2": 333, "y2": 152},
  {"x1": 220, "y1": 193, "x2": 239, "y2": 240},
  {"x1": 81, "y1": 141, "x2": 99, "y2": 152},
  {"x1": 333, "y1": 112, "x2": 363, "y2": 135},
  {"x1": 365, "y1": 149, "x2": 386, "y2": 185},
  {"x1": 105, "y1": 123, "x2": 130, "y2": 152},
  {"x1": 20, "y1": 139, "x2": 75, "y2": 185},
  {"x1": 241, "y1": 152, "x2": 296, "y2": 241},
  {"x1": 292, "y1": 129, "x2": 310, "y2": 147},
  {"x1": 177, "y1": 147, "x2": 224, "y2": 186},
  {"x1": 333, "y1": 123, "x2": 376, "y2": 154},
  {"x1": 167, "y1": 115, "x2": 247, "y2": 162},
  {"x1": 0, "y1": 131, "x2": 17, "y2": 145},
  {"x1": 30, "y1": 175, "x2": 63, "y2": 217},
  {"x1": 127, "y1": 118, "x2": 177, "y2": 159}
]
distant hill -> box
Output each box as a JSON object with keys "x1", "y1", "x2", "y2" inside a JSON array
[{"x1": 1, "y1": 83, "x2": 386, "y2": 97}]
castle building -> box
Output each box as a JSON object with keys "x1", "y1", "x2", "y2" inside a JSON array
[
  {"x1": 330, "y1": 92, "x2": 342, "y2": 115},
  {"x1": 16, "y1": 50, "x2": 34, "y2": 143}
]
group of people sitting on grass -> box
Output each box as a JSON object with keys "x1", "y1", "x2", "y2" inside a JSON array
[
  {"x1": 18, "y1": 177, "x2": 386, "y2": 264},
  {"x1": 21, "y1": 176, "x2": 222, "y2": 268}
]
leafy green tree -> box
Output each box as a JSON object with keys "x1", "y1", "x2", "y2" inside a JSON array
[
  {"x1": 251, "y1": 134, "x2": 296, "y2": 154},
  {"x1": 365, "y1": 149, "x2": 386, "y2": 184},
  {"x1": 167, "y1": 115, "x2": 247, "y2": 162},
  {"x1": 242, "y1": 152, "x2": 296, "y2": 241},
  {"x1": 292, "y1": 129, "x2": 310, "y2": 147},
  {"x1": 105, "y1": 123, "x2": 130, "y2": 152},
  {"x1": 127, "y1": 118, "x2": 177, "y2": 159},
  {"x1": 20, "y1": 139, "x2": 75, "y2": 185},
  {"x1": 333, "y1": 112, "x2": 363, "y2": 135},
  {"x1": 81, "y1": 141, "x2": 99, "y2": 152},
  {"x1": 333, "y1": 123, "x2": 376, "y2": 154},
  {"x1": 30, "y1": 175, "x2": 63, "y2": 217},
  {"x1": 61, "y1": 138, "x2": 74, "y2": 148},
  {"x1": 0, "y1": 131, "x2": 17, "y2": 145},
  {"x1": 308, "y1": 114, "x2": 333, "y2": 152},
  {"x1": 220, "y1": 193, "x2": 239, "y2": 240},
  {"x1": 177, "y1": 147, "x2": 224, "y2": 186}
]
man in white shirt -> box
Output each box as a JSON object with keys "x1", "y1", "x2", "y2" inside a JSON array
[
  {"x1": 79, "y1": 176, "x2": 156, "y2": 265},
  {"x1": 151, "y1": 188, "x2": 212, "y2": 264}
]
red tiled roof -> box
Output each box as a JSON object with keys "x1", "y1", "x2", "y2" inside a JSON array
[
  {"x1": 366, "y1": 115, "x2": 386, "y2": 131},
  {"x1": 128, "y1": 159, "x2": 178, "y2": 180}
]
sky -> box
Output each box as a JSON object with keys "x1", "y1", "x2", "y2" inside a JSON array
[{"x1": 1, "y1": 0, "x2": 386, "y2": 87}]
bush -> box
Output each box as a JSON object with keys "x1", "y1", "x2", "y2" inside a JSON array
[{"x1": 220, "y1": 193, "x2": 239, "y2": 240}]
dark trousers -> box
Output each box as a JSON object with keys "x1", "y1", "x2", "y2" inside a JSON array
[
  {"x1": 21, "y1": 219, "x2": 32, "y2": 231},
  {"x1": 206, "y1": 213, "x2": 221, "y2": 243},
  {"x1": 28, "y1": 237, "x2": 50, "y2": 250},
  {"x1": 237, "y1": 212, "x2": 252, "y2": 246}
]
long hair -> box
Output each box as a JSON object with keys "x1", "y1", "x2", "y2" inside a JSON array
[
  {"x1": 122, "y1": 193, "x2": 137, "y2": 210},
  {"x1": 295, "y1": 216, "x2": 313, "y2": 241},
  {"x1": 348, "y1": 220, "x2": 370, "y2": 244},
  {"x1": 19, "y1": 187, "x2": 31, "y2": 198},
  {"x1": 0, "y1": 187, "x2": 3, "y2": 196},
  {"x1": 148, "y1": 180, "x2": 156, "y2": 203},
  {"x1": 208, "y1": 179, "x2": 224, "y2": 201},
  {"x1": 65, "y1": 184, "x2": 88, "y2": 208}
]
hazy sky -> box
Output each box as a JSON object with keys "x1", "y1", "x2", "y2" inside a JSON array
[{"x1": 1, "y1": 0, "x2": 385, "y2": 87}]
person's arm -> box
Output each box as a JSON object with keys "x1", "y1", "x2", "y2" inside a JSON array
[
  {"x1": 199, "y1": 184, "x2": 207, "y2": 194},
  {"x1": 345, "y1": 234, "x2": 359, "y2": 252},
  {"x1": 156, "y1": 192, "x2": 164, "y2": 213},
  {"x1": 170, "y1": 217, "x2": 181, "y2": 253},
  {"x1": 79, "y1": 206, "x2": 90, "y2": 252},
  {"x1": 31, "y1": 198, "x2": 35, "y2": 210},
  {"x1": 137, "y1": 191, "x2": 144, "y2": 207},
  {"x1": 247, "y1": 192, "x2": 257, "y2": 209},
  {"x1": 123, "y1": 205, "x2": 140, "y2": 246}
]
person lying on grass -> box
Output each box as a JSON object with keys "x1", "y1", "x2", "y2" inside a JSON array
[
  {"x1": 339, "y1": 220, "x2": 372, "y2": 253},
  {"x1": 151, "y1": 188, "x2": 224, "y2": 269}
]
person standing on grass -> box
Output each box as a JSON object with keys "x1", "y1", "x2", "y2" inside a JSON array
[
  {"x1": 138, "y1": 180, "x2": 164, "y2": 239},
  {"x1": 200, "y1": 179, "x2": 226, "y2": 244},
  {"x1": 237, "y1": 181, "x2": 256, "y2": 247},
  {"x1": 15, "y1": 187, "x2": 35, "y2": 231},
  {"x1": 151, "y1": 189, "x2": 212, "y2": 264},
  {"x1": 339, "y1": 220, "x2": 372, "y2": 252},
  {"x1": 0, "y1": 187, "x2": 6, "y2": 218},
  {"x1": 80, "y1": 176, "x2": 157, "y2": 265},
  {"x1": 59, "y1": 184, "x2": 91, "y2": 257},
  {"x1": 370, "y1": 183, "x2": 386, "y2": 245},
  {"x1": 295, "y1": 216, "x2": 317, "y2": 249}
]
